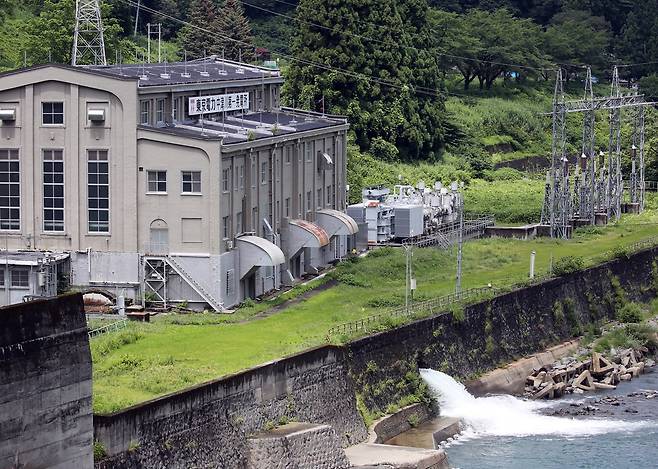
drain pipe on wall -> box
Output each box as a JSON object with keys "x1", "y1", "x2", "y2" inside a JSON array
[{"x1": 530, "y1": 250, "x2": 536, "y2": 279}]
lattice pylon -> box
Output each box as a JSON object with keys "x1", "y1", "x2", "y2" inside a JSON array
[
  {"x1": 580, "y1": 67, "x2": 597, "y2": 223},
  {"x1": 550, "y1": 69, "x2": 569, "y2": 239},
  {"x1": 607, "y1": 66, "x2": 622, "y2": 221},
  {"x1": 72, "y1": 0, "x2": 107, "y2": 66}
]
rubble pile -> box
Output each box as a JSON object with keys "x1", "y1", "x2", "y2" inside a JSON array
[{"x1": 524, "y1": 348, "x2": 656, "y2": 399}]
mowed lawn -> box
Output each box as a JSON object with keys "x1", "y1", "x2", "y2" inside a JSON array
[{"x1": 91, "y1": 210, "x2": 658, "y2": 413}]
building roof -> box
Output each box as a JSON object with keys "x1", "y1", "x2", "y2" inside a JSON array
[
  {"x1": 140, "y1": 109, "x2": 348, "y2": 145},
  {"x1": 0, "y1": 63, "x2": 137, "y2": 82},
  {"x1": 0, "y1": 251, "x2": 69, "y2": 266},
  {"x1": 86, "y1": 58, "x2": 282, "y2": 88}
]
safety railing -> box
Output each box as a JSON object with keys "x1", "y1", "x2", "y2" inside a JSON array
[
  {"x1": 326, "y1": 286, "x2": 496, "y2": 338},
  {"x1": 88, "y1": 319, "x2": 128, "y2": 339}
]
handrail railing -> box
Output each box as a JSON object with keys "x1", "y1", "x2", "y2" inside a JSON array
[
  {"x1": 88, "y1": 319, "x2": 128, "y2": 339},
  {"x1": 326, "y1": 286, "x2": 496, "y2": 338}
]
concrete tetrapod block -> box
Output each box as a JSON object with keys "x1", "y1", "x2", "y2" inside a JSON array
[
  {"x1": 592, "y1": 352, "x2": 615, "y2": 376},
  {"x1": 593, "y1": 382, "x2": 617, "y2": 390},
  {"x1": 573, "y1": 370, "x2": 596, "y2": 391}
]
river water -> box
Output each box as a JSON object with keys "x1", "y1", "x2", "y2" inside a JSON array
[{"x1": 420, "y1": 369, "x2": 658, "y2": 469}]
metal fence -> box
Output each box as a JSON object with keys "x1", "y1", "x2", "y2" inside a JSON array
[
  {"x1": 326, "y1": 286, "x2": 496, "y2": 338},
  {"x1": 88, "y1": 319, "x2": 128, "y2": 339}
]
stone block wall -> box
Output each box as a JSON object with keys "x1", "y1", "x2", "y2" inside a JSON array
[
  {"x1": 347, "y1": 247, "x2": 658, "y2": 415},
  {"x1": 247, "y1": 423, "x2": 349, "y2": 469},
  {"x1": 95, "y1": 346, "x2": 367, "y2": 469},
  {"x1": 0, "y1": 293, "x2": 93, "y2": 469}
]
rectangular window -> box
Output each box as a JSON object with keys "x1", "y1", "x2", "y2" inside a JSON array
[
  {"x1": 42, "y1": 102, "x2": 63, "y2": 125},
  {"x1": 238, "y1": 165, "x2": 244, "y2": 189},
  {"x1": 306, "y1": 191, "x2": 311, "y2": 212},
  {"x1": 181, "y1": 171, "x2": 201, "y2": 194},
  {"x1": 285, "y1": 197, "x2": 290, "y2": 217},
  {"x1": 298, "y1": 194, "x2": 302, "y2": 216},
  {"x1": 327, "y1": 185, "x2": 332, "y2": 205},
  {"x1": 0, "y1": 149, "x2": 20, "y2": 230},
  {"x1": 88, "y1": 150, "x2": 109, "y2": 233},
  {"x1": 261, "y1": 161, "x2": 268, "y2": 184},
  {"x1": 285, "y1": 146, "x2": 292, "y2": 164},
  {"x1": 172, "y1": 98, "x2": 179, "y2": 122},
  {"x1": 43, "y1": 149, "x2": 64, "y2": 232},
  {"x1": 222, "y1": 215, "x2": 230, "y2": 239},
  {"x1": 251, "y1": 159, "x2": 256, "y2": 188},
  {"x1": 156, "y1": 98, "x2": 165, "y2": 124},
  {"x1": 317, "y1": 188, "x2": 322, "y2": 209},
  {"x1": 222, "y1": 168, "x2": 230, "y2": 192},
  {"x1": 252, "y1": 207, "x2": 258, "y2": 231},
  {"x1": 236, "y1": 211, "x2": 242, "y2": 233},
  {"x1": 305, "y1": 141, "x2": 313, "y2": 162},
  {"x1": 140, "y1": 100, "x2": 150, "y2": 125},
  {"x1": 11, "y1": 268, "x2": 29, "y2": 287},
  {"x1": 147, "y1": 170, "x2": 167, "y2": 193},
  {"x1": 0, "y1": 268, "x2": 4, "y2": 286}
]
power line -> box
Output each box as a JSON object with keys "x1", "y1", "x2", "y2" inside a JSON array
[
  {"x1": 119, "y1": 0, "x2": 460, "y2": 99},
  {"x1": 240, "y1": 0, "x2": 551, "y2": 72}
]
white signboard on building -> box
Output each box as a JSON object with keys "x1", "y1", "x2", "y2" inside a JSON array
[{"x1": 188, "y1": 92, "x2": 250, "y2": 115}]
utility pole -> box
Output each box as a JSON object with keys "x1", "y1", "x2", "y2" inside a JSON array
[
  {"x1": 146, "y1": 23, "x2": 161, "y2": 63},
  {"x1": 133, "y1": 0, "x2": 140, "y2": 36},
  {"x1": 72, "y1": 0, "x2": 107, "y2": 66},
  {"x1": 404, "y1": 244, "x2": 413, "y2": 313}
]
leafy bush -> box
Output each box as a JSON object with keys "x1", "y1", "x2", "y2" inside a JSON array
[
  {"x1": 370, "y1": 137, "x2": 400, "y2": 162},
  {"x1": 552, "y1": 256, "x2": 584, "y2": 276},
  {"x1": 483, "y1": 167, "x2": 524, "y2": 181},
  {"x1": 617, "y1": 302, "x2": 642, "y2": 323},
  {"x1": 93, "y1": 441, "x2": 107, "y2": 461}
]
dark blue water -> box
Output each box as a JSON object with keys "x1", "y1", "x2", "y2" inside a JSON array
[{"x1": 441, "y1": 371, "x2": 658, "y2": 469}]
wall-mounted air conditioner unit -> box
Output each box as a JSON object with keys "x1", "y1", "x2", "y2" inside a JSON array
[
  {"x1": 0, "y1": 109, "x2": 16, "y2": 121},
  {"x1": 88, "y1": 109, "x2": 105, "y2": 122}
]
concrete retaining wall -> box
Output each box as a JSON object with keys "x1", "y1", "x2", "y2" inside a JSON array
[
  {"x1": 94, "y1": 346, "x2": 367, "y2": 468},
  {"x1": 0, "y1": 293, "x2": 93, "y2": 469}
]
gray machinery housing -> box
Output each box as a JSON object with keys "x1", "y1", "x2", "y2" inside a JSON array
[{"x1": 348, "y1": 182, "x2": 461, "y2": 244}]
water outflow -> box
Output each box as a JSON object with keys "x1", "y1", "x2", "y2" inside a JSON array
[{"x1": 420, "y1": 369, "x2": 653, "y2": 438}]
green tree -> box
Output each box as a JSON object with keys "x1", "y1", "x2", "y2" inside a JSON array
[
  {"x1": 177, "y1": 0, "x2": 220, "y2": 59},
  {"x1": 543, "y1": 9, "x2": 612, "y2": 78},
  {"x1": 449, "y1": 9, "x2": 546, "y2": 90},
  {"x1": 286, "y1": 0, "x2": 454, "y2": 161},
  {"x1": 617, "y1": 2, "x2": 658, "y2": 81},
  {"x1": 25, "y1": 0, "x2": 122, "y2": 65},
  {"x1": 216, "y1": 0, "x2": 255, "y2": 62}
]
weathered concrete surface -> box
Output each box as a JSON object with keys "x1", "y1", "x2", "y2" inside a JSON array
[
  {"x1": 348, "y1": 246, "x2": 658, "y2": 416},
  {"x1": 384, "y1": 417, "x2": 462, "y2": 449},
  {"x1": 370, "y1": 404, "x2": 434, "y2": 444},
  {"x1": 247, "y1": 422, "x2": 349, "y2": 469},
  {"x1": 465, "y1": 339, "x2": 580, "y2": 396},
  {"x1": 0, "y1": 293, "x2": 93, "y2": 469},
  {"x1": 345, "y1": 443, "x2": 448, "y2": 469},
  {"x1": 95, "y1": 346, "x2": 367, "y2": 468}
]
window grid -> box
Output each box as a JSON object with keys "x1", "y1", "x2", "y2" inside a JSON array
[
  {"x1": 317, "y1": 188, "x2": 322, "y2": 209},
  {"x1": 147, "y1": 171, "x2": 167, "y2": 193},
  {"x1": 42, "y1": 102, "x2": 63, "y2": 125},
  {"x1": 0, "y1": 149, "x2": 20, "y2": 230},
  {"x1": 182, "y1": 171, "x2": 201, "y2": 194},
  {"x1": 156, "y1": 99, "x2": 165, "y2": 124},
  {"x1": 222, "y1": 168, "x2": 230, "y2": 192},
  {"x1": 11, "y1": 268, "x2": 29, "y2": 287},
  {"x1": 285, "y1": 197, "x2": 290, "y2": 218},
  {"x1": 88, "y1": 150, "x2": 109, "y2": 233},
  {"x1": 43, "y1": 149, "x2": 64, "y2": 232},
  {"x1": 260, "y1": 162, "x2": 268, "y2": 184},
  {"x1": 0, "y1": 268, "x2": 4, "y2": 286},
  {"x1": 238, "y1": 165, "x2": 244, "y2": 189},
  {"x1": 222, "y1": 216, "x2": 230, "y2": 239},
  {"x1": 236, "y1": 211, "x2": 242, "y2": 234},
  {"x1": 140, "y1": 101, "x2": 150, "y2": 125}
]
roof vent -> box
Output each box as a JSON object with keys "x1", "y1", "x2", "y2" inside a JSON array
[
  {"x1": 87, "y1": 109, "x2": 105, "y2": 122},
  {"x1": 218, "y1": 69, "x2": 228, "y2": 76},
  {"x1": 181, "y1": 72, "x2": 191, "y2": 78},
  {"x1": 139, "y1": 74, "x2": 148, "y2": 81},
  {"x1": 160, "y1": 73, "x2": 171, "y2": 79},
  {"x1": 200, "y1": 71, "x2": 210, "y2": 77},
  {"x1": 236, "y1": 67, "x2": 245, "y2": 75}
]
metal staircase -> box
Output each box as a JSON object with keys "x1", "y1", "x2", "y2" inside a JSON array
[
  {"x1": 143, "y1": 256, "x2": 224, "y2": 312},
  {"x1": 165, "y1": 256, "x2": 224, "y2": 312}
]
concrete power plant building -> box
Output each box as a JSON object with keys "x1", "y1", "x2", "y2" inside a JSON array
[{"x1": 0, "y1": 58, "x2": 358, "y2": 310}]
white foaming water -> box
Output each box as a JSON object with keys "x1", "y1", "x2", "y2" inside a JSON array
[{"x1": 420, "y1": 369, "x2": 653, "y2": 438}]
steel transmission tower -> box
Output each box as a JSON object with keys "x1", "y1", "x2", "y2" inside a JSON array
[
  {"x1": 72, "y1": 0, "x2": 107, "y2": 66},
  {"x1": 580, "y1": 67, "x2": 597, "y2": 222},
  {"x1": 548, "y1": 69, "x2": 570, "y2": 239},
  {"x1": 607, "y1": 66, "x2": 623, "y2": 221}
]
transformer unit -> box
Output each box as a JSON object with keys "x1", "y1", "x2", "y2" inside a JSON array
[{"x1": 348, "y1": 182, "x2": 462, "y2": 243}]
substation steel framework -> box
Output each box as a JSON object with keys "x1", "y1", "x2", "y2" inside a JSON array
[
  {"x1": 543, "y1": 66, "x2": 650, "y2": 239},
  {"x1": 72, "y1": 0, "x2": 107, "y2": 66}
]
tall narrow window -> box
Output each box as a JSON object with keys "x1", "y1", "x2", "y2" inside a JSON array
[
  {"x1": 140, "y1": 100, "x2": 150, "y2": 125},
  {"x1": 238, "y1": 165, "x2": 244, "y2": 189},
  {"x1": 306, "y1": 191, "x2": 311, "y2": 212},
  {"x1": 285, "y1": 197, "x2": 290, "y2": 217},
  {"x1": 222, "y1": 216, "x2": 230, "y2": 239},
  {"x1": 251, "y1": 158, "x2": 256, "y2": 188},
  {"x1": 317, "y1": 188, "x2": 322, "y2": 209},
  {"x1": 222, "y1": 168, "x2": 230, "y2": 192},
  {"x1": 181, "y1": 171, "x2": 201, "y2": 194},
  {"x1": 43, "y1": 149, "x2": 64, "y2": 232},
  {"x1": 147, "y1": 171, "x2": 167, "y2": 193},
  {"x1": 42, "y1": 102, "x2": 63, "y2": 125},
  {"x1": 260, "y1": 161, "x2": 268, "y2": 184},
  {"x1": 0, "y1": 149, "x2": 20, "y2": 230},
  {"x1": 88, "y1": 150, "x2": 109, "y2": 233},
  {"x1": 172, "y1": 98, "x2": 179, "y2": 122},
  {"x1": 156, "y1": 99, "x2": 165, "y2": 124},
  {"x1": 236, "y1": 211, "x2": 242, "y2": 233}
]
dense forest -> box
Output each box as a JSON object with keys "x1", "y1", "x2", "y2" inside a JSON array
[{"x1": 1, "y1": 0, "x2": 657, "y2": 169}]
